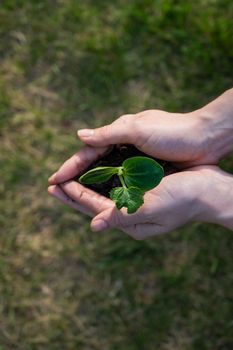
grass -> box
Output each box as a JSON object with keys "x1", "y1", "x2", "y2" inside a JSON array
[{"x1": 0, "y1": 0, "x2": 233, "y2": 349}]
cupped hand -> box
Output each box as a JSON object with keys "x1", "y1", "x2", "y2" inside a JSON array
[
  {"x1": 77, "y1": 110, "x2": 212, "y2": 168},
  {"x1": 77, "y1": 89, "x2": 233, "y2": 167},
  {"x1": 48, "y1": 146, "x2": 231, "y2": 238},
  {"x1": 88, "y1": 165, "x2": 232, "y2": 238}
]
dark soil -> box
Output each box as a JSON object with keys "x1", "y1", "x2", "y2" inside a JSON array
[{"x1": 75, "y1": 144, "x2": 178, "y2": 198}]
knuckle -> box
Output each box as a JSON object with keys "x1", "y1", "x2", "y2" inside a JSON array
[
  {"x1": 100, "y1": 124, "x2": 111, "y2": 138},
  {"x1": 76, "y1": 189, "x2": 85, "y2": 201},
  {"x1": 131, "y1": 114, "x2": 147, "y2": 140},
  {"x1": 135, "y1": 110, "x2": 150, "y2": 119},
  {"x1": 118, "y1": 114, "x2": 137, "y2": 141},
  {"x1": 119, "y1": 113, "x2": 134, "y2": 122},
  {"x1": 117, "y1": 114, "x2": 134, "y2": 129},
  {"x1": 136, "y1": 109, "x2": 159, "y2": 117},
  {"x1": 111, "y1": 210, "x2": 128, "y2": 229},
  {"x1": 114, "y1": 210, "x2": 125, "y2": 227}
]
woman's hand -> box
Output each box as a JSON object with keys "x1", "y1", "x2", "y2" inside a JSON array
[
  {"x1": 48, "y1": 89, "x2": 233, "y2": 236},
  {"x1": 48, "y1": 148, "x2": 233, "y2": 238},
  {"x1": 88, "y1": 166, "x2": 233, "y2": 238},
  {"x1": 77, "y1": 89, "x2": 233, "y2": 168}
]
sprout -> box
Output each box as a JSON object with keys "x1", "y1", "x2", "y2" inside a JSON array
[{"x1": 79, "y1": 156, "x2": 164, "y2": 214}]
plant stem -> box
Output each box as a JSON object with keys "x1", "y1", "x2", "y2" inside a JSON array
[{"x1": 119, "y1": 174, "x2": 127, "y2": 188}]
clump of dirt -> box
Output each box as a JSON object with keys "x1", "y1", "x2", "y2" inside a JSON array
[{"x1": 75, "y1": 144, "x2": 178, "y2": 198}]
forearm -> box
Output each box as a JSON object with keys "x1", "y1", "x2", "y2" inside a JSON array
[{"x1": 197, "y1": 88, "x2": 233, "y2": 162}]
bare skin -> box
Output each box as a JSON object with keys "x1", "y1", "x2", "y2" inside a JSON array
[
  {"x1": 77, "y1": 89, "x2": 233, "y2": 167},
  {"x1": 48, "y1": 89, "x2": 233, "y2": 238}
]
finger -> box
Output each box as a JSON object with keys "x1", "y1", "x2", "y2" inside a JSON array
[
  {"x1": 60, "y1": 181, "x2": 114, "y2": 215},
  {"x1": 48, "y1": 185, "x2": 94, "y2": 217},
  {"x1": 90, "y1": 206, "x2": 146, "y2": 232},
  {"x1": 48, "y1": 146, "x2": 108, "y2": 185},
  {"x1": 77, "y1": 114, "x2": 135, "y2": 147}
]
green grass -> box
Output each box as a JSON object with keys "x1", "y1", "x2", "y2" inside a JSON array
[{"x1": 0, "y1": 1, "x2": 233, "y2": 349}]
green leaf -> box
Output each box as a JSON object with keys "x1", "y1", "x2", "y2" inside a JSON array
[
  {"x1": 79, "y1": 166, "x2": 118, "y2": 184},
  {"x1": 122, "y1": 156, "x2": 164, "y2": 191},
  {"x1": 110, "y1": 186, "x2": 144, "y2": 214}
]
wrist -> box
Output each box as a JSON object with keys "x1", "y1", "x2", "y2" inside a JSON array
[
  {"x1": 194, "y1": 167, "x2": 233, "y2": 230},
  {"x1": 195, "y1": 89, "x2": 233, "y2": 163}
]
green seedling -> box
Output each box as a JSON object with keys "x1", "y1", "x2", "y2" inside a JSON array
[{"x1": 79, "y1": 156, "x2": 164, "y2": 214}]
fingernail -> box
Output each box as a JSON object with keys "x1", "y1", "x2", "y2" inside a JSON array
[
  {"x1": 78, "y1": 129, "x2": 94, "y2": 137},
  {"x1": 47, "y1": 185, "x2": 55, "y2": 195},
  {"x1": 48, "y1": 172, "x2": 57, "y2": 183},
  {"x1": 91, "y1": 219, "x2": 108, "y2": 232}
]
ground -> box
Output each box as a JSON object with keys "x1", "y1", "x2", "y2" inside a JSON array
[{"x1": 0, "y1": 1, "x2": 233, "y2": 349}]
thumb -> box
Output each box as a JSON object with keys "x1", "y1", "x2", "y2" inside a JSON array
[
  {"x1": 77, "y1": 115, "x2": 134, "y2": 147},
  {"x1": 90, "y1": 206, "x2": 141, "y2": 232}
]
